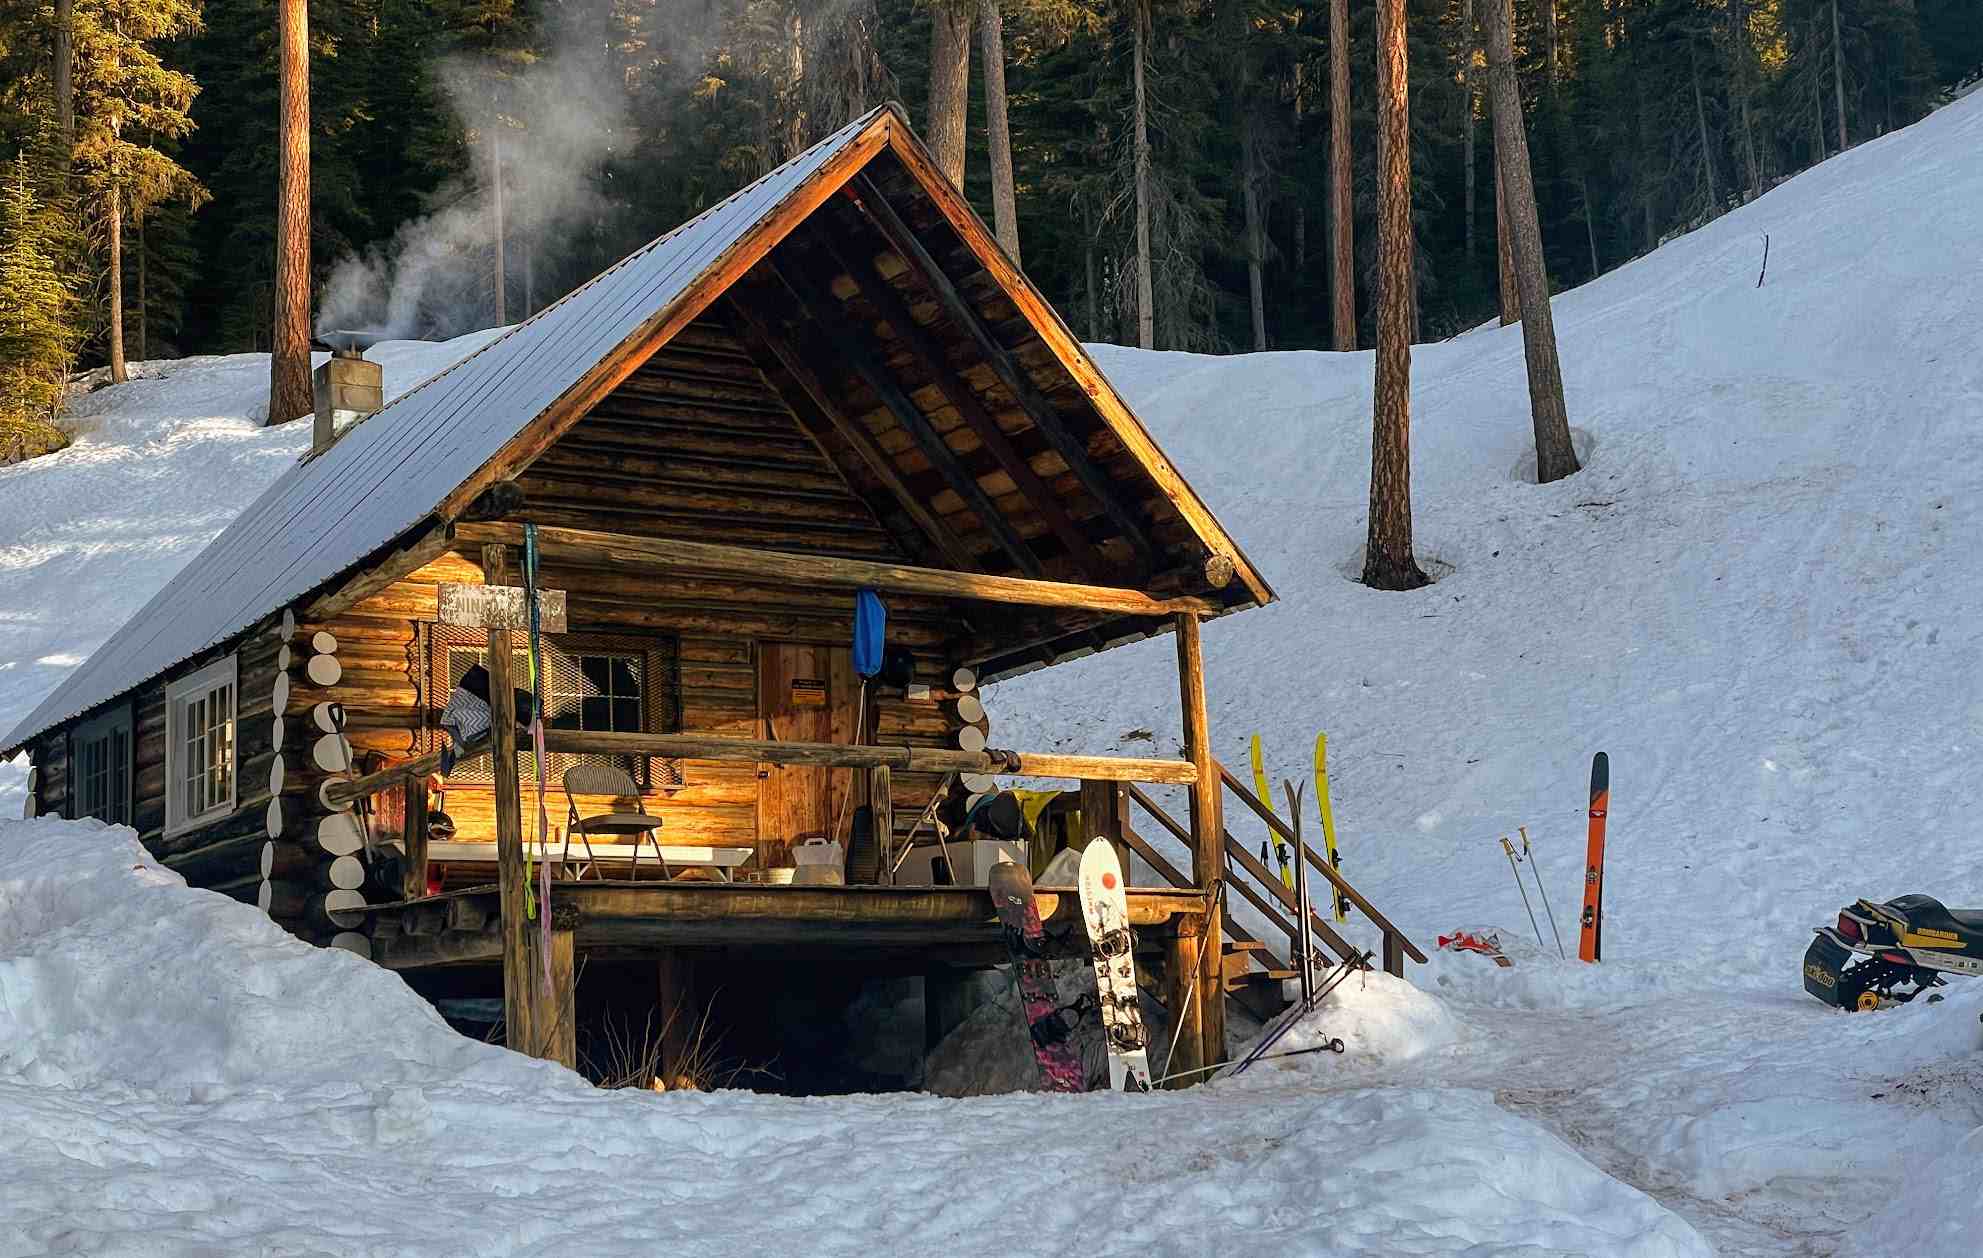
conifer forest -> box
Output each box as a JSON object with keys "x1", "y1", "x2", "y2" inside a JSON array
[{"x1": 1, "y1": 0, "x2": 1978, "y2": 448}]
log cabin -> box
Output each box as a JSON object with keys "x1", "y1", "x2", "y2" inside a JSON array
[{"x1": 4, "y1": 104, "x2": 1422, "y2": 1090}]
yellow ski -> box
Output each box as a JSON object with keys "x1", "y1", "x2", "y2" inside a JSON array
[
  {"x1": 1314, "y1": 732, "x2": 1349, "y2": 923},
  {"x1": 1250, "y1": 734, "x2": 1293, "y2": 889}
]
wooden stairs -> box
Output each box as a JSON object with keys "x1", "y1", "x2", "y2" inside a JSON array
[{"x1": 1116, "y1": 759, "x2": 1427, "y2": 1027}]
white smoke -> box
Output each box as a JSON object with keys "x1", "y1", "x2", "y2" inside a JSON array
[{"x1": 314, "y1": 20, "x2": 631, "y2": 341}]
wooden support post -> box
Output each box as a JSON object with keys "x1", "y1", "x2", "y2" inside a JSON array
[
  {"x1": 871, "y1": 763, "x2": 893, "y2": 884},
  {"x1": 1163, "y1": 918, "x2": 1205, "y2": 1088},
  {"x1": 1383, "y1": 932, "x2": 1406, "y2": 978},
  {"x1": 657, "y1": 949, "x2": 698, "y2": 1090},
  {"x1": 544, "y1": 915, "x2": 577, "y2": 1069},
  {"x1": 402, "y1": 772, "x2": 429, "y2": 901},
  {"x1": 485, "y1": 544, "x2": 556, "y2": 1065},
  {"x1": 1078, "y1": 778, "x2": 1128, "y2": 883},
  {"x1": 1174, "y1": 611, "x2": 1226, "y2": 1072}
]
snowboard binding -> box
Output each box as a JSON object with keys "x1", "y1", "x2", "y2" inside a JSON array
[{"x1": 1805, "y1": 894, "x2": 1983, "y2": 1010}]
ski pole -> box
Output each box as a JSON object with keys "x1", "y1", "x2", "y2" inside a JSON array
[
  {"x1": 1521, "y1": 826, "x2": 1567, "y2": 959},
  {"x1": 1152, "y1": 1037, "x2": 1346, "y2": 1086},
  {"x1": 1500, "y1": 835, "x2": 1545, "y2": 949}
]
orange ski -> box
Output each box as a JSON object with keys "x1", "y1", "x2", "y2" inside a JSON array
[{"x1": 1578, "y1": 752, "x2": 1609, "y2": 962}]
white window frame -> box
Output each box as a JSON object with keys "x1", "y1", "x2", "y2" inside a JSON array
[{"x1": 164, "y1": 655, "x2": 239, "y2": 838}]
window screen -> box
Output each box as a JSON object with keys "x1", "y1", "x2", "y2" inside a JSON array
[
  {"x1": 72, "y1": 706, "x2": 133, "y2": 826},
  {"x1": 429, "y1": 628, "x2": 681, "y2": 789}
]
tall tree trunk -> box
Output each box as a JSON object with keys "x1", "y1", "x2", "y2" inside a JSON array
[
  {"x1": 107, "y1": 182, "x2": 126, "y2": 383},
  {"x1": 269, "y1": 0, "x2": 313, "y2": 426},
  {"x1": 1328, "y1": 0, "x2": 1355, "y2": 350},
  {"x1": 1495, "y1": 164, "x2": 1519, "y2": 323},
  {"x1": 1580, "y1": 171, "x2": 1599, "y2": 277},
  {"x1": 926, "y1": 1, "x2": 972, "y2": 189},
  {"x1": 490, "y1": 99, "x2": 506, "y2": 327},
  {"x1": 1690, "y1": 52, "x2": 1718, "y2": 215},
  {"x1": 1364, "y1": 0, "x2": 1427, "y2": 592},
  {"x1": 1811, "y1": 59, "x2": 1825, "y2": 161},
  {"x1": 1085, "y1": 241, "x2": 1099, "y2": 341},
  {"x1": 1241, "y1": 124, "x2": 1267, "y2": 351},
  {"x1": 1463, "y1": 0, "x2": 1477, "y2": 267},
  {"x1": 1544, "y1": 0, "x2": 1558, "y2": 82},
  {"x1": 53, "y1": 0, "x2": 75, "y2": 165},
  {"x1": 1730, "y1": 0, "x2": 1762, "y2": 200},
  {"x1": 979, "y1": 1, "x2": 1022, "y2": 264},
  {"x1": 1132, "y1": 0, "x2": 1154, "y2": 351},
  {"x1": 1482, "y1": 0, "x2": 1579, "y2": 484},
  {"x1": 1830, "y1": 0, "x2": 1848, "y2": 151},
  {"x1": 137, "y1": 215, "x2": 148, "y2": 361}
]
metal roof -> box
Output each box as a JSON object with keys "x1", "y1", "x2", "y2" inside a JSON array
[{"x1": 2, "y1": 109, "x2": 886, "y2": 754}]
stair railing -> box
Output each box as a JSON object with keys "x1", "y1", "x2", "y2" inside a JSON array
[{"x1": 1216, "y1": 763, "x2": 1426, "y2": 977}]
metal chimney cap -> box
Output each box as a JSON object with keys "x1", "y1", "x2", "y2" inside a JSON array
[{"x1": 314, "y1": 329, "x2": 389, "y2": 357}]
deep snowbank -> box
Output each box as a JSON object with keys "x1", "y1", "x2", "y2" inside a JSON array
[{"x1": 0, "y1": 815, "x2": 1706, "y2": 1257}]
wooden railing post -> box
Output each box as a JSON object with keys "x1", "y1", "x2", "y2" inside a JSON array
[{"x1": 1174, "y1": 612, "x2": 1225, "y2": 1071}]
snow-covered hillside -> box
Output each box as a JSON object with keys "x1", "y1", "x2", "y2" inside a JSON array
[{"x1": 3, "y1": 86, "x2": 1982, "y2": 1256}]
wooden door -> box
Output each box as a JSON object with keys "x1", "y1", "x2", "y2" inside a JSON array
[{"x1": 755, "y1": 643, "x2": 863, "y2": 872}]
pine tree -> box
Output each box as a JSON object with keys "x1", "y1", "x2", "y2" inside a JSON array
[
  {"x1": 0, "y1": 152, "x2": 78, "y2": 464},
  {"x1": 67, "y1": 0, "x2": 205, "y2": 383}
]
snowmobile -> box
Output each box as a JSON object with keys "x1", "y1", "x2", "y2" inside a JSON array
[{"x1": 1804, "y1": 894, "x2": 1983, "y2": 1010}]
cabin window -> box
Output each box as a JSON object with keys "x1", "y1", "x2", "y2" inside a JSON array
[
  {"x1": 164, "y1": 656, "x2": 237, "y2": 836},
  {"x1": 70, "y1": 706, "x2": 133, "y2": 826},
  {"x1": 428, "y1": 628, "x2": 682, "y2": 790}
]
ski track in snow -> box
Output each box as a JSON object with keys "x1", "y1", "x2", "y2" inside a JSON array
[{"x1": 4, "y1": 89, "x2": 1983, "y2": 1256}]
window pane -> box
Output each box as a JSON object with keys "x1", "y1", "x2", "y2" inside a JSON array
[
  {"x1": 580, "y1": 696, "x2": 611, "y2": 730},
  {"x1": 612, "y1": 698, "x2": 640, "y2": 731},
  {"x1": 580, "y1": 655, "x2": 611, "y2": 692}
]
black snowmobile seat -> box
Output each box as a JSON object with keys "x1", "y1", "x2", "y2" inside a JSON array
[{"x1": 1885, "y1": 894, "x2": 1983, "y2": 945}]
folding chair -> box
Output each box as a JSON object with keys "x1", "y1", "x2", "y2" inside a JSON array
[{"x1": 562, "y1": 762, "x2": 668, "y2": 880}]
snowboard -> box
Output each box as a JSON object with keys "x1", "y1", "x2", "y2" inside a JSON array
[
  {"x1": 1077, "y1": 841, "x2": 1153, "y2": 1092},
  {"x1": 988, "y1": 859, "x2": 1086, "y2": 1093},
  {"x1": 1578, "y1": 752, "x2": 1609, "y2": 963},
  {"x1": 1313, "y1": 733, "x2": 1349, "y2": 923}
]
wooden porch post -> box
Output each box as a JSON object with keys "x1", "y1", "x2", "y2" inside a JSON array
[
  {"x1": 1163, "y1": 917, "x2": 1205, "y2": 1087},
  {"x1": 1078, "y1": 778, "x2": 1131, "y2": 883},
  {"x1": 485, "y1": 543, "x2": 572, "y2": 1067},
  {"x1": 1174, "y1": 611, "x2": 1226, "y2": 1074},
  {"x1": 401, "y1": 773, "x2": 430, "y2": 901}
]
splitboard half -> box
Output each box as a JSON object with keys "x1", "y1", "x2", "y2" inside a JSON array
[
  {"x1": 1578, "y1": 752, "x2": 1610, "y2": 963},
  {"x1": 1077, "y1": 841, "x2": 1152, "y2": 1092},
  {"x1": 988, "y1": 859, "x2": 1086, "y2": 1092}
]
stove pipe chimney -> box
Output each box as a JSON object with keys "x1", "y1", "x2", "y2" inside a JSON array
[{"x1": 312, "y1": 332, "x2": 385, "y2": 454}]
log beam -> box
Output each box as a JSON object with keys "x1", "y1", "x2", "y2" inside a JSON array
[
  {"x1": 453, "y1": 522, "x2": 1215, "y2": 619},
  {"x1": 307, "y1": 522, "x2": 456, "y2": 622},
  {"x1": 535, "y1": 727, "x2": 1196, "y2": 785}
]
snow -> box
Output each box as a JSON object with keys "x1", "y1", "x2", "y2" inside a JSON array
[
  {"x1": 2, "y1": 83, "x2": 1982, "y2": 1257},
  {"x1": 0, "y1": 815, "x2": 1704, "y2": 1256}
]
